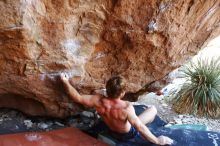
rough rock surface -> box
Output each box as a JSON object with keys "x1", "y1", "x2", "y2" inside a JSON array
[{"x1": 1, "y1": 0, "x2": 220, "y2": 117}]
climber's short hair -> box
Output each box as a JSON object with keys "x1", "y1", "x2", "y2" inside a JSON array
[{"x1": 106, "y1": 76, "x2": 126, "y2": 99}]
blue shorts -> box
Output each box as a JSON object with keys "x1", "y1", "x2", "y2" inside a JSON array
[
  {"x1": 110, "y1": 126, "x2": 152, "y2": 145},
  {"x1": 110, "y1": 126, "x2": 140, "y2": 141}
]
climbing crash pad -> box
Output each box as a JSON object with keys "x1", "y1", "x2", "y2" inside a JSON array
[
  {"x1": 0, "y1": 127, "x2": 108, "y2": 146},
  {"x1": 93, "y1": 105, "x2": 220, "y2": 146},
  {"x1": 117, "y1": 127, "x2": 220, "y2": 146}
]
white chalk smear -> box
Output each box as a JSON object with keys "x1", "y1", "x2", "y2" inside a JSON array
[
  {"x1": 208, "y1": 133, "x2": 219, "y2": 146},
  {"x1": 39, "y1": 70, "x2": 84, "y2": 82},
  {"x1": 61, "y1": 39, "x2": 87, "y2": 64},
  {"x1": 148, "y1": 20, "x2": 158, "y2": 33},
  {"x1": 62, "y1": 39, "x2": 80, "y2": 56},
  {"x1": 183, "y1": 129, "x2": 191, "y2": 135},
  {"x1": 25, "y1": 133, "x2": 42, "y2": 141},
  {"x1": 159, "y1": 2, "x2": 169, "y2": 12},
  {"x1": 40, "y1": 74, "x2": 46, "y2": 81},
  {"x1": 23, "y1": 0, "x2": 35, "y2": 5},
  {"x1": 95, "y1": 52, "x2": 106, "y2": 59}
]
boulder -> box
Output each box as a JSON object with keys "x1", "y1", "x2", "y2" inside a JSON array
[{"x1": 0, "y1": 0, "x2": 220, "y2": 117}]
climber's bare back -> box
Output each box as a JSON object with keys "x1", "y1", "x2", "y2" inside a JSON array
[
  {"x1": 60, "y1": 73, "x2": 174, "y2": 145},
  {"x1": 94, "y1": 96, "x2": 132, "y2": 133}
]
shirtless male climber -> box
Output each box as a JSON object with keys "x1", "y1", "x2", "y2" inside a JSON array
[{"x1": 60, "y1": 73, "x2": 173, "y2": 145}]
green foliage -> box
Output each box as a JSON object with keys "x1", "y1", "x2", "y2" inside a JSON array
[{"x1": 173, "y1": 57, "x2": 220, "y2": 118}]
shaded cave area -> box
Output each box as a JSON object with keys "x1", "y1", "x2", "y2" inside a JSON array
[
  {"x1": 0, "y1": 94, "x2": 47, "y2": 116},
  {"x1": 0, "y1": 93, "x2": 98, "y2": 134}
]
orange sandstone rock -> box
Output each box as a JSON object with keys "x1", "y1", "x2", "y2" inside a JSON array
[{"x1": 0, "y1": 0, "x2": 220, "y2": 117}]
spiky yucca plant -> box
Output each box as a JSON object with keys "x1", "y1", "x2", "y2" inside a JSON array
[{"x1": 173, "y1": 57, "x2": 220, "y2": 118}]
